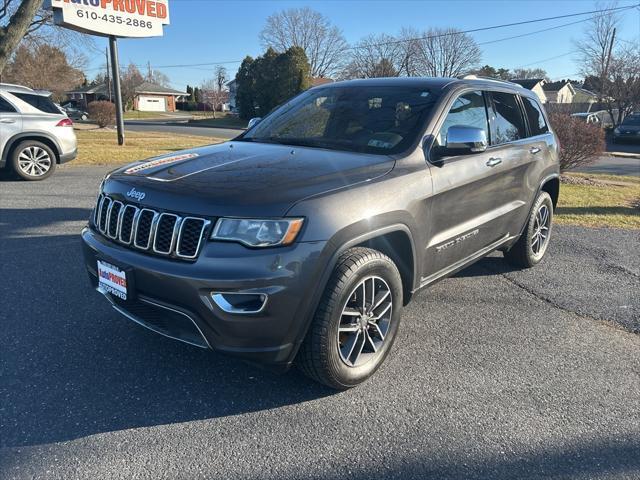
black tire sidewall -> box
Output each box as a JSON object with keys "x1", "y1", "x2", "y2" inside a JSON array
[
  {"x1": 324, "y1": 257, "x2": 403, "y2": 388},
  {"x1": 10, "y1": 141, "x2": 57, "y2": 181},
  {"x1": 523, "y1": 192, "x2": 554, "y2": 266}
]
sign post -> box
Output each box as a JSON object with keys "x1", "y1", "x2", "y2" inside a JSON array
[
  {"x1": 46, "y1": 0, "x2": 170, "y2": 146},
  {"x1": 108, "y1": 36, "x2": 125, "y2": 145}
]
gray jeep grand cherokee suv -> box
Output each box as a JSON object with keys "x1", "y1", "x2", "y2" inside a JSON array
[{"x1": 82, "y1": 77, "x2": 559, "y2": 389}]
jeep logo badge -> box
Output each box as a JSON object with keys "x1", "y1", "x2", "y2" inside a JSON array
[{"x1": 126, "y1": 188, "x2": 146, "y2": 201}]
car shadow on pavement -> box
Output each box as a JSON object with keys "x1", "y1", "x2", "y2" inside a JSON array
[
  {"x1": 453, "y1": 254, "x2": 521, "y2": 278},
  {"x1": 1, "y1": 208, "x2": 333, "y2": 449},
  {"x1": 0, "y1": 207, "x2": 92, "y2": 239},
  {"x1": 258, "y1": 436, "x2": 640, "y2": 480}
]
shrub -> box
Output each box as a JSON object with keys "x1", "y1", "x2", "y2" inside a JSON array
[
  {"x1": 87, "y1": 101, "x2": 116, "y2": 128},
  {"x1": 548, "y1": 113, "x2": 605, "y2": 172}
]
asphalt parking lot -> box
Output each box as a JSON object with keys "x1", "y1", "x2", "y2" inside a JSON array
[{"x1": 1, "y1": 166, "x2": 639, "y2": 480}]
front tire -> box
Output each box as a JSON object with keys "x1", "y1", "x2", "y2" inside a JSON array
[
  {"x1": 297, "y1": 247, "x2": 403, "y2": 390},
  {"x1": 9, "y1": 141, "x2": 56, "y2": 181},
  {"x1": 504, "y1": 191, "x2": 554, "y2": 268}
]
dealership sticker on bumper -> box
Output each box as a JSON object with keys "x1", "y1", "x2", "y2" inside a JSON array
[{"x1": 97, "y1": 260, "x2": 128, "y2": 300}]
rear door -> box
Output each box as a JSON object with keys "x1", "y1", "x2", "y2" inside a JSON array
[
  {"x1": 519, "y1": 94, "x2": 555, "y2": 210},
  {"x1": 480, "y1": 90, "x2": 536, "y2": 238},
  {"x1": 0, "y1": 94, "x2": 23, "y2": 160},
  {"x1": 423, "y1": 90, "x2": 513, "y2": 278}
]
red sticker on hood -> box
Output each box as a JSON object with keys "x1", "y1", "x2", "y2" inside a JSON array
[{"x1": 124, "y1": 153, "x2": 199, "y2": 174}]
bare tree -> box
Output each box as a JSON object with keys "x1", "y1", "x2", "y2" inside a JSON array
[
  {"x1": 575, "y1": 2, "x2": 620, "y2": 80},
  {"x1": 259, "y1": 7, "x2": 347, "y2": 78},
  {"x1": 0, "y1": 0, "x2": 44, "y2": 74},
  {"x1": 1, "y1": 0, "x2": 95, "y2": 76},
  {"x1": 215, "y1": 65, "x2": 228, "y2": 92},
  {"x1": 340, "y1": 34, "x2": 404, "y2": 79},
  {"x1": 120, "y1": 63, "x2": 145, "y2": 111},
  {"x1": 148, "y1": 70, "x2": 171, "y2": 87},
  {"x1": 602, "y1": 44, "x2": 640, "y2": 125},
  {"x1": 576, "y1": 3, "x2": 640, "y2": 125},
  {"x1": 201, "y1": 78, "x2": 228, "y2": 118},
  {"x1": 511, "y1": 68, "x2": 548, "y2": 80},
  {"x1": 403, "y1": 27, "x2": 481, "y2": 78},
  {"x1": 3, "y1": 42, "x2": 84, "y2": 100}
]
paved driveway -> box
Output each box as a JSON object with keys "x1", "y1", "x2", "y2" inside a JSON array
[{"x1": 1, "y1": 167, "x2": 639, "y2": 480}]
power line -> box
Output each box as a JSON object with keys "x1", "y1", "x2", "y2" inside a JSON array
[
  {"x1": 477, "y1": 17, "x2": 595, "y2": 46},
  {"x1": 83, "y1": 3, "x2": 638, "y2": 74},
  {"x1": 515, "y1": 52, "x2": 574, "y2": 69},
  {"x1": 342, "y1": 3, "x2": 639, "y2": 50}
]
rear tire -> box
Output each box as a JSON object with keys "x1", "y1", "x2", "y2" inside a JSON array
[
  {"x1": 9, "y1": 140, "x2": 56, "y2": 181},
  {"x1": 297, "y1": 247, "x2": 403, "y2": 390},
  {"x1": 504, "y1": 191, "x2": 553, "y2": 268}
]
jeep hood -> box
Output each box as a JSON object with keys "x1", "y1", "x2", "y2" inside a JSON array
[{"x1": 104, "y1": 141, "x2": 394, "y2": 217}]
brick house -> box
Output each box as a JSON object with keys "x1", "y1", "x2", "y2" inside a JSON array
[{"x1": 133, "y1": 82, "x2": 186, "y2": 112}]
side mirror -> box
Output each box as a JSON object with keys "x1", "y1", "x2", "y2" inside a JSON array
[
  {"x1": 445, "y1": 126, "x2": 487, "y2": 154},
  {"x1": 247, "y1": 117, "x2": 262, "y2": 129}
]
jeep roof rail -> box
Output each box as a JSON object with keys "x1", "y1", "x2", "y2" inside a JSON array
[
  {"x1": 460, "y1": 75, "x2": 519, "y2": 86},
  {"x1": 0, "y1": 82, "x2": 35, "y2": 91},
  {"x1": 0, "y1": 83, "x2": 52, "y2": 96}
]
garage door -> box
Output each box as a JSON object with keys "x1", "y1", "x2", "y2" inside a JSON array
[{"x1": 138, "y1": 96, "x2": 166, "y2": 112}]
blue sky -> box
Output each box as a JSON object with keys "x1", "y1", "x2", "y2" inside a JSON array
[{"x1": 84, "y1": 0, "x2": 640, "y2": 89}]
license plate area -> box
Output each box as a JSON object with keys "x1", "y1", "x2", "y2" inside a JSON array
[{"x1": 97, "y1": 260, "x2": 131, "y2": 301}]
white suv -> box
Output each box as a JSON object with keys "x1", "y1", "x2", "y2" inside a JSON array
[{"x1": 0, "y1": 83, "x2": 77, "y2": 180}]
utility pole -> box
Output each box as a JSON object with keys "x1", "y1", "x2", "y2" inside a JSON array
[
  {"x1": 147, "y1": 61, "x2": 152, "y2": 81},
  {"x1": 109, "y1": 36, "x2": 125, "y2": 146},
  {"x1": 602, "y1": 27, "x2": 616, "y2": 124},
  {"x1": 603, "y1": 27, "x2": 616, "y2": 82}
]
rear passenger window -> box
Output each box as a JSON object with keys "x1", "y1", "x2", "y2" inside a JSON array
[
  {"x1": 11, "y1": 92, "x2": 61, "y2": 114},
  {"x1": 521, "y1": 96, "x2": 549, "y2": 136},
  {"x1": 435, "y1": 90, "x2": 488, "y2": 148},
  {"x1": 0, "y1": 96, "x2": 16, "y2": 113},
  {"x1": 490, "y1": 92, "x2": 526, "y2": 144}
]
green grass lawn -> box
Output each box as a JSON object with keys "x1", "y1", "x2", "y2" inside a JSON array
[
  {"x1": 74, "y1": 129, "x2": 221, "y2": 165},
  {"x1": 556, "y1": 174, "x2": 640, "y2": 229}
]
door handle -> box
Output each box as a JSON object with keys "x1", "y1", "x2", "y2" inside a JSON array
[
  {"x1": 529, "y1": 147, "x2": 541, "y2": 154},
  {"x1": 0, "y1": 119, "x2": 16, "y2": 124},
  {"x1": 486, "y1": 157, "x2": 502, "y2": 167}
]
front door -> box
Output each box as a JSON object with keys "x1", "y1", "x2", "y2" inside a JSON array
[{"x1": 422, "y1": 90, "x2": 517, "y2": 280}]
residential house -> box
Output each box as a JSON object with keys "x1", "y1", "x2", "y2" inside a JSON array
[
  {"x1": 65, "y1": 83, "x2": 111, "y2": 108},
  {"x1": 572, "y1": 86, "x2": 598, "y2": 105},
  {"x1": 542, "y1": 81, "x2": 575, "y2": 103},
  {"x1": 226, "y1": 79, "x2": 237, "y2": 110},
  {"x1": 133, "y1": 82, "x2": 187, "y2": 112},
  {"x1": 510, "y1": 78, "x2": 547, "y2": 104}
]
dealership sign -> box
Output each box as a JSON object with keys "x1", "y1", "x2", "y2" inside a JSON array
[{"x1": 47, "y1": 0, "x2": 169, "y2": 38}]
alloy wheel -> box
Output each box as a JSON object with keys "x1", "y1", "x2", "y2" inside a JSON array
[
  {"x1": 531, "y1": 204, "x2": 551, "y2": 256},
  {"x1": 337, "y1": 275, "x2": 393, "y2": 367},
  {"x1": 18, "y1": 146, "x2": 52, "y2": 177}
]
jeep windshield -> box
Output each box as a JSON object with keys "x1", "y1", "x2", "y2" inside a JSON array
[{"x1": 239, "y1": 86, "x2": 438, "y2": 155}]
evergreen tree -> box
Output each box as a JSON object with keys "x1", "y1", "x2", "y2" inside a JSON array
[{"x1": 235, "y1": 48, "x2": 311, "y2": 120}]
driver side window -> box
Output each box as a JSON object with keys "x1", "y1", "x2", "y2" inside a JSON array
[{"x1": 435, "y1": 91, "x2": 489, "y2": 148}]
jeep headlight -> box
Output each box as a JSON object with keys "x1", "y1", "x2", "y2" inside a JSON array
[
  {"x1": 211, "y1": 218, "x2": 304, "y2": 247},
  {"x1": 614, "y1": 127, "x2": 621, "y2": 134}
]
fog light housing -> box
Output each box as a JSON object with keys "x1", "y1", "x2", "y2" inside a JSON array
[{"x1": 211, "y1": 292, "x2": 268, "y2": 314}]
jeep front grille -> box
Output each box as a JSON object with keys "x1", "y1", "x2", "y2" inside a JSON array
[{"x1": 93, "y1": 194, "x2": 211, "y2": 260}]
